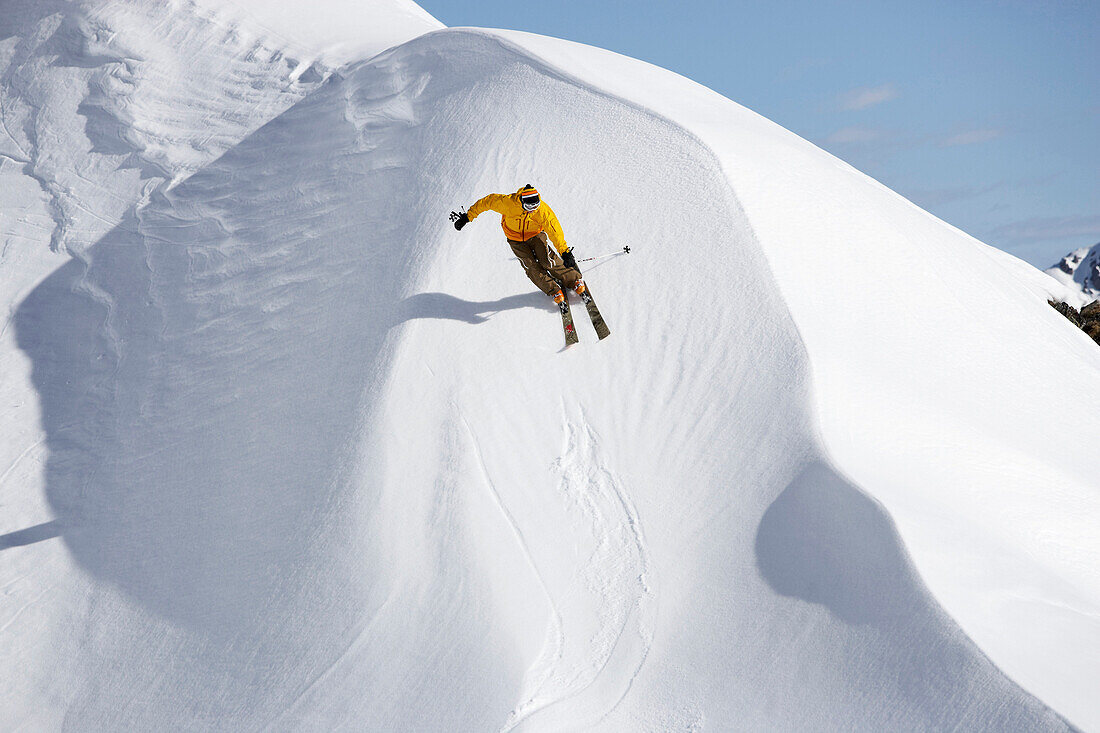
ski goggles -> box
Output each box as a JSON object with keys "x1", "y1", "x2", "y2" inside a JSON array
[{"x1": 520, "y1": 191, "x2": 540, "y2": 211}]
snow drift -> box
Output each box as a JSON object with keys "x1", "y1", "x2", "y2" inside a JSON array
[{"x1": 2, "y1": 2, "x2": 1098, "y2": 730}]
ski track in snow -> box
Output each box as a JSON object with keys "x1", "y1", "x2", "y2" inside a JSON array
[
  {"x1": 498, "y1": 404, "x2": 656, "y2": 731},
  {"x1": 0, "y1": 583, "x2": 55, "y2": 636},
  {"x1": 460, "y1": 401, "x2": 656, "y2": 731},
  {"x1": 561, "y1": 406, "x2": 656, "y2": 726},
  {"x1": 262, "y1": 588, "x2": 397, "y2": 730},
  {"x1": 0, "y1": 437, "x2": 44, "y2": 490},
  {"x1": 457, "y1": 412, "x2": 566, "y2": 730}
]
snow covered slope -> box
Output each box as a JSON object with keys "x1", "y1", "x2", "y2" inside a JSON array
[{"x1": 2, "y1": 2, "x2": 1098, "y2": 731}]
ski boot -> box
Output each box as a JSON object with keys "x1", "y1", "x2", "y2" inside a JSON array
[
  {"x1": 573, "y1": 279, "x2": 592, "y2": 304},
  {"x1": 552, "y1": 287, "x2": 579, "y2": 344}
]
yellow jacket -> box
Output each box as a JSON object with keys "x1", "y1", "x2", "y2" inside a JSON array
[{"x1": 467, "y1": 187, "x2": 567, "y2": 252}]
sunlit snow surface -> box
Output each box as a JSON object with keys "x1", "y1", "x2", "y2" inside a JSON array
[{"x1": 1, "y1": 2, "x2": 1098, "y2": 731}]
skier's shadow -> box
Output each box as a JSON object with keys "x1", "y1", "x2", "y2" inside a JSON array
[
  {"x1": 393, "y1": 291, "x2": 552, "y2": 326},
  {"x1": 0, "y1": 521, "x2": 61, "y2": 550}
]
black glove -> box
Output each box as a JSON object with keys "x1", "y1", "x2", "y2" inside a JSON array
[
  {"x1": 561, "y1": 248, "x2": 579, "y2": 271},
  {"x1": 449, "y1": 210, "x2": 469, "y2": 230}
]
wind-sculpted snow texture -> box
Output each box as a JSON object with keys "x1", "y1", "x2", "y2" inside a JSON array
[
  {"x1": 0, "y1": 0, "x2": 332, "y2": 257},
  {"x1": 0, "y1": 6, "x2": 1094, "y2": 733}
]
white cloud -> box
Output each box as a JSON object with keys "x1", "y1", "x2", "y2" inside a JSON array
[
  {"x1": 837, "y1": 84, "x2": 898, "y2": 111},
  {"x1": 988, "y1": 214, "x2": 1100, "y2": 244},
  {"x1": 823, "y1": 126, "x2": 890, "y2": 144},
  {"x1": 939, "y1": 128, "x2": 1004, "y2": 147},
  {"x1": 906, "y1": 182, "x2": 1002, "y2": 207}
]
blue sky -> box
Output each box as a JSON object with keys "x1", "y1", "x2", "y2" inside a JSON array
[{"x1": 417, "y1": 0, "x2": 1099, "y2": 268}]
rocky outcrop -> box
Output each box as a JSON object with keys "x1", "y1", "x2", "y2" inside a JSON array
[
  {"x1": 1082, "y1": 301, "x2": 1100, "y2": 343},
  {"x1": 1050, "y1": 299, "x2": 1100, "y2": 345}
]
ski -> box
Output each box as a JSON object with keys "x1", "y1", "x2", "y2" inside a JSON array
[
  {"x1": 576, "y1": 284, "x2": 610, "y2": 340},
  {"x1": 559, "y1": 297, "x2": 579, "y2": 346}
]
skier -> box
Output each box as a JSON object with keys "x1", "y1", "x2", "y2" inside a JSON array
[{"x1": 450, "y1": 184, "x2": 586, "y2": 305}]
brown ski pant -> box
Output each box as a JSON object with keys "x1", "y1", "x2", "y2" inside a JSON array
[{"x1": 508, "y1": 231, "x2": 581, "y2": 297}]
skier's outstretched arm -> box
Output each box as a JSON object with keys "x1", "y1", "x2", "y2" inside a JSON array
[
  {"x1": 451, "y1": 192, "x2": 507, "y2": 231},
  {"x1": 467, "y1": 193, "x2": 508, "y2": 220}
]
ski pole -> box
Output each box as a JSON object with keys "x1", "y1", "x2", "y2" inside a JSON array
[
  {"x1": 504, "y1": 245, "x2": 631, "y2": 265},
  {"x1": 575, "y1": 246, "x2": 631, "y2": 264}
]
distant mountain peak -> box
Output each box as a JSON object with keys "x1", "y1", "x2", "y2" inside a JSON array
[{"x1": 1046, "y1": 242, "x2": 1100, "y2": 297}]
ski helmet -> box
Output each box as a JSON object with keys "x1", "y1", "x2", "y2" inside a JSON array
[{"x1": 519, "y1": 185, "x2": 540, "y2": 212}]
